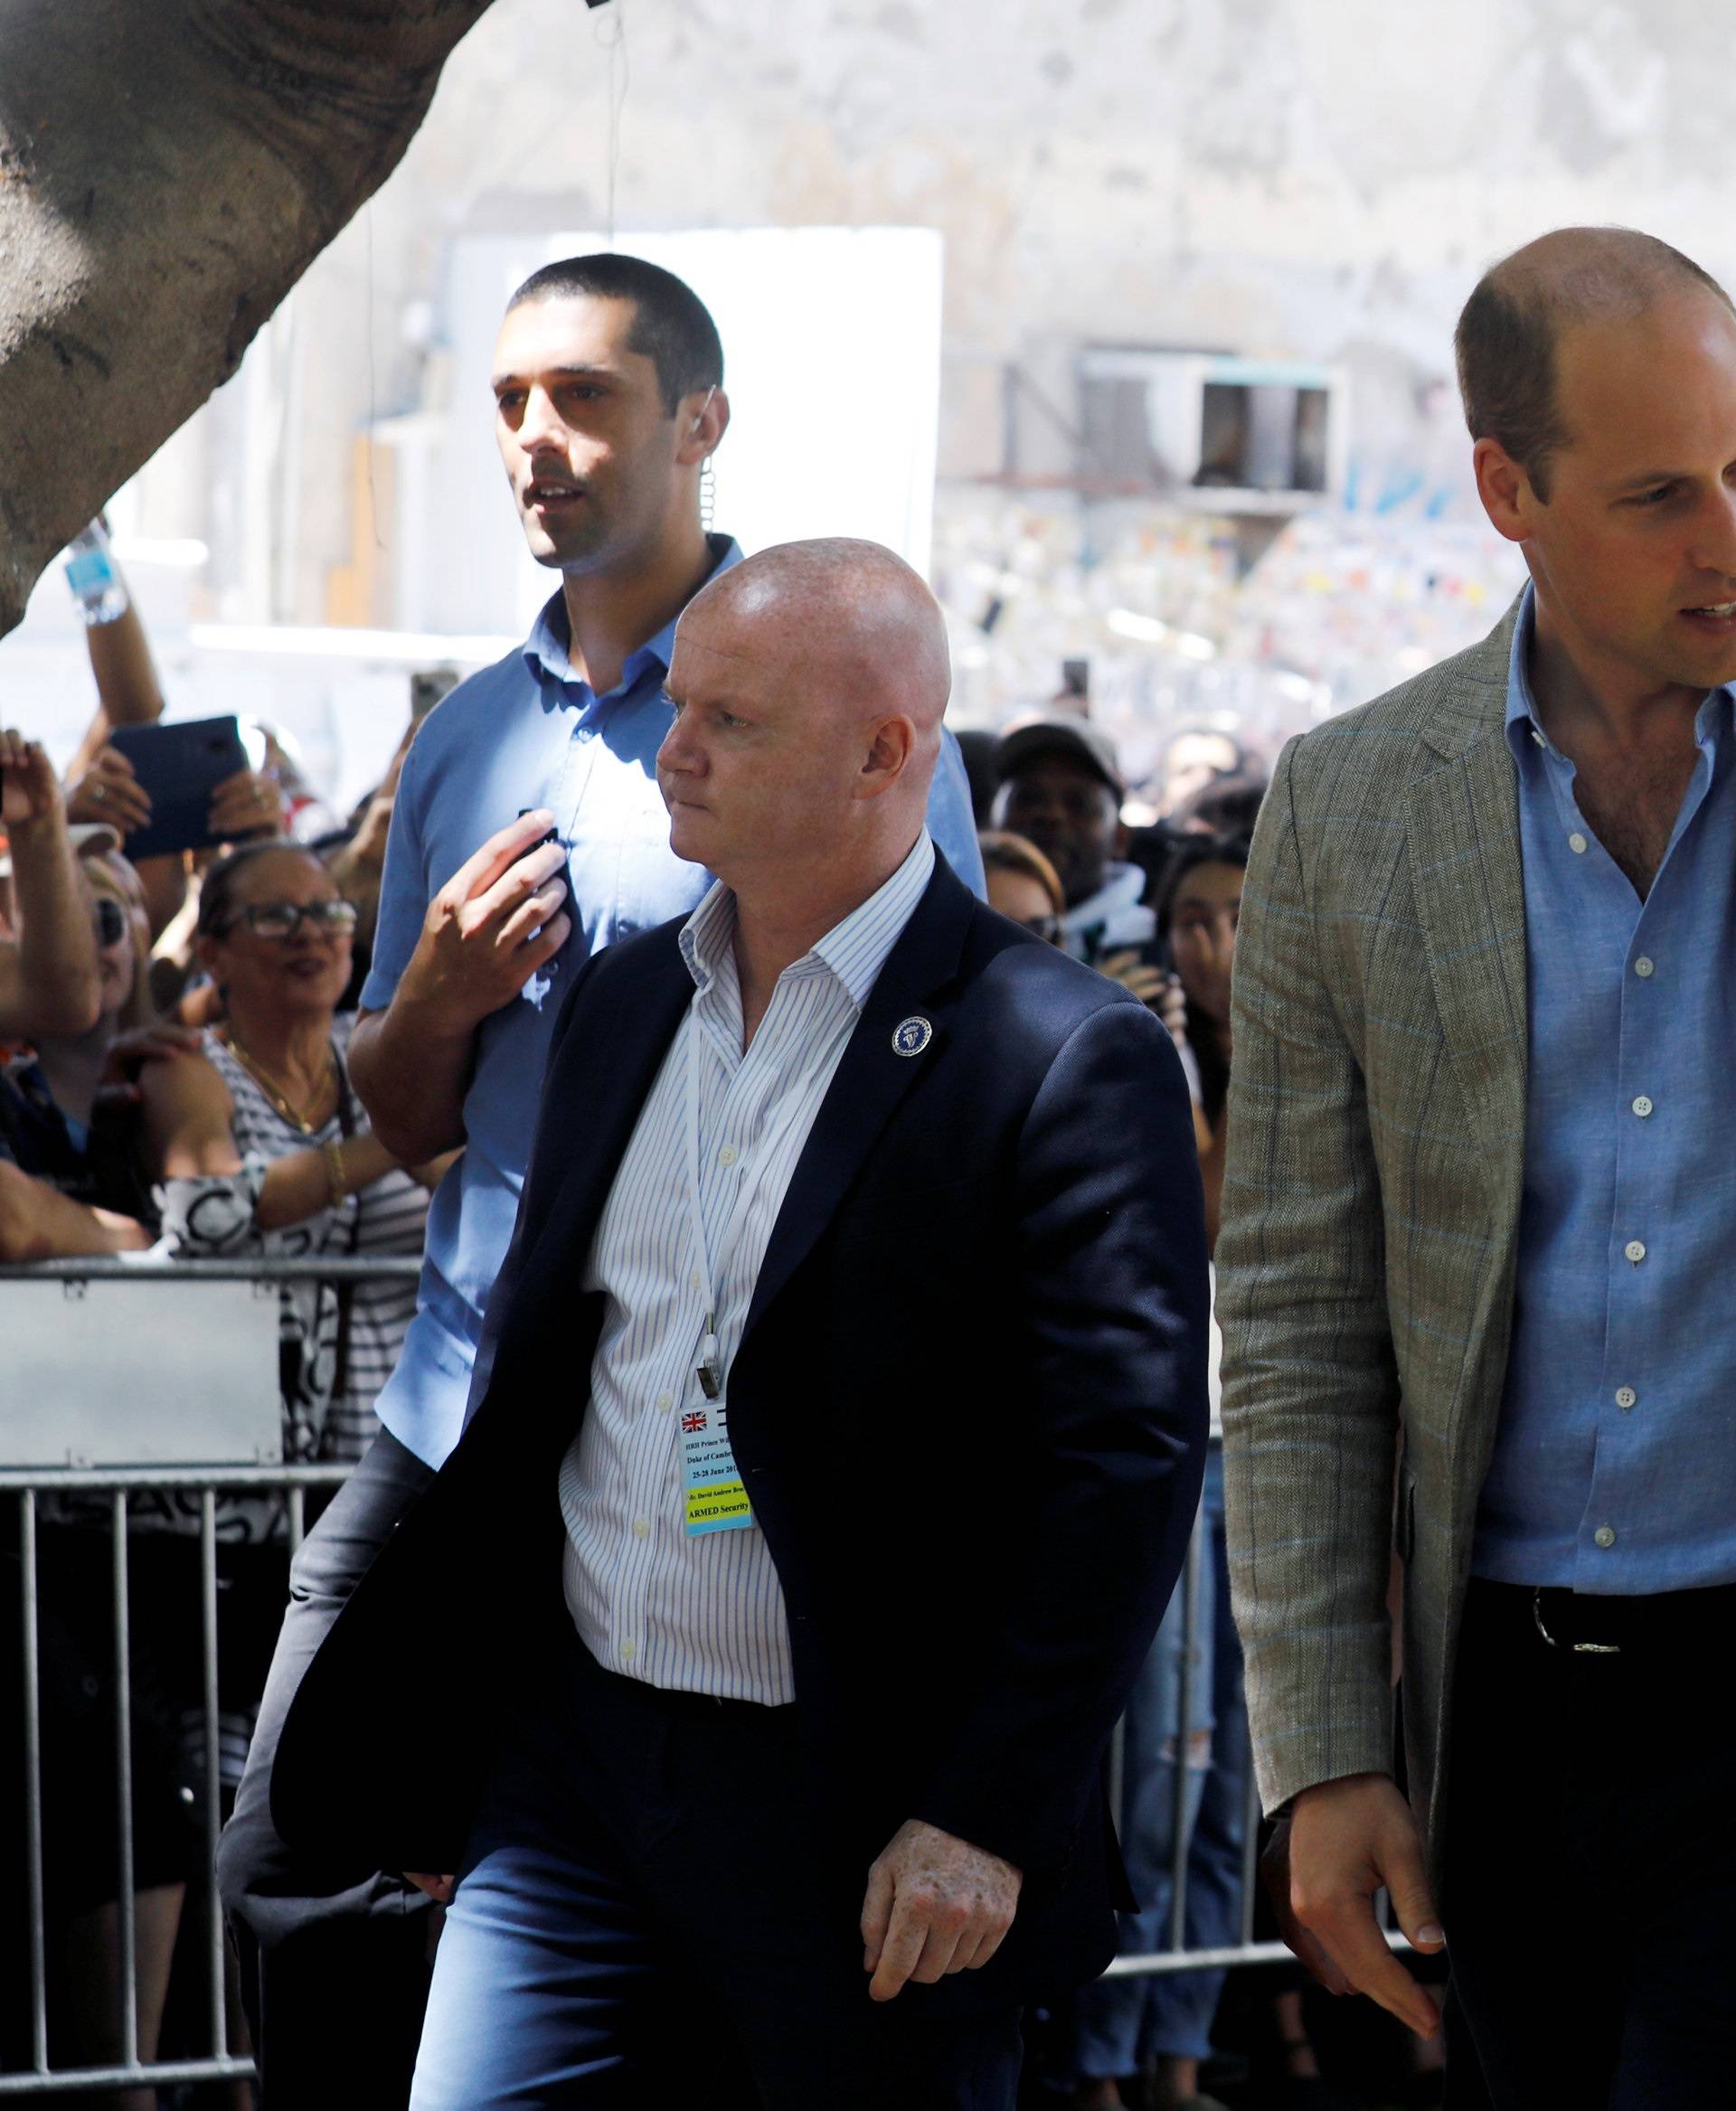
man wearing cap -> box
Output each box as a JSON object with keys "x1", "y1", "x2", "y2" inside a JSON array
[{"x1": 992, "y1": 720, "x2": 1160, "y2": 970}]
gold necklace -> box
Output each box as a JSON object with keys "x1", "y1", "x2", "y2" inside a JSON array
[{"x1": 223, "y1": 1030, "x2": 336, "y2": 1136}]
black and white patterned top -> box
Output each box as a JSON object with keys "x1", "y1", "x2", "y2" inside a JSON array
[{"x1": 150, "y1": 1015, "x2": 430, "y2": 1540}]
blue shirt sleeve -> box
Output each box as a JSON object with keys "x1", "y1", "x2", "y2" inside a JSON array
[
  {"x1": 928, "y1": 728, "x2": 986, "y2": 900},
  {"x1": 358, "y1": 730, "x2": 434, "y2": 1014}
]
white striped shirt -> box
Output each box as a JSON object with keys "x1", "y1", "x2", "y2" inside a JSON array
[{"x1": 560, "y1": 831, "x2": 936, "y2": 1702}]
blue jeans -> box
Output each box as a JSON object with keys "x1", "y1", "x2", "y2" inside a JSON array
[
  {"x1": 410, "y1": 1626, "x2": 1024, "y2": 2109},
  {"x1": 1071, "y1": 1450, "x2": 1250, "y2": 2077}
]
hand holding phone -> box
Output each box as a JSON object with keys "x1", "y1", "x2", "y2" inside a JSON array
[{"x1": 108, "y1": 718, "x2": 250, "y2": 860}]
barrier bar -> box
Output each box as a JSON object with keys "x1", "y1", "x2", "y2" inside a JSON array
[
  {"x1": 0, "y1": 1465, "x2": 352, "y2": 1494},
  {"x1": 199, "y1": 1492, "x2": 226, "y2": 2058},
  {"x1": 0, "y1": 1258, "x2": 420, "y2": 1284},
  {"x1": 110, "y1": 1494, "x2": 138, "y2": 2069},
  {"x1": 19, "y1": 1492, "x2": 48, "y2": 2075},
  {"x1": 0, "y1": 2057, "x2": 258, "y2": 2097},
  {"x1": 1105, "y1": 1928, "x2": 1417, "y2": 1980}
]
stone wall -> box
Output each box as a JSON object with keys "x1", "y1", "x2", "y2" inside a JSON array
[{"x1": 118, "y1": 0, "x2": 1734, "y2": 638}]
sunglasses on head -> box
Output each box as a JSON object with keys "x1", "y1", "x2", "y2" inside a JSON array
[{"x1": 218, "y1": 900, "x2": 359, "y2": 942}]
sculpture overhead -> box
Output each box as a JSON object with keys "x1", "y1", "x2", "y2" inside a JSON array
[{"x1": 0, "y1": 0, "x2": 503, "y2": 636}]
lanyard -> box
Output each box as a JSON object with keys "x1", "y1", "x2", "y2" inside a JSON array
[{"x1": 683, "y1": 1019, "x2": 725, "y2": 1401}]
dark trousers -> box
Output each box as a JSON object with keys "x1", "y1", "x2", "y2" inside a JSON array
[
  {"x1": 409, "y1": 1623, "x2": 1024, "y2": 2109},
  {"x1": 215, "y1": 1429, "x2": 437, "y2": 2106},
  {"x1": 1443, "y1": 1579, "x2": 1736, "y2": 2109}
]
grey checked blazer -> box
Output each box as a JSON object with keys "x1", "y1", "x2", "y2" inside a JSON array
[{"x1": 1218, "y1": 598, "x2": 1528, "y2": 1880}]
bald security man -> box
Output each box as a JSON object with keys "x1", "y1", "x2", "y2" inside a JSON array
[
  {"x1": 1220, "y1": 227, "x2": 1736, "y2": 2107},
  {"x1": 273, "y1": 538, "x2": 1210, "y2": 2107}
]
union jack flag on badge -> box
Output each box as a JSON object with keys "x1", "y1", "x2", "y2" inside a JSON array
[{"x1": 682, "y1": 1412, "x2": 709, "y2": 1433}]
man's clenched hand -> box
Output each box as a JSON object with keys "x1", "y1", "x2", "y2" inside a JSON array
[
  {"x1": 860, "y1": 1819, "x2": 1022, "y2": 2003},
  {"x1": 1270, "y1": 1773, "x2": 1444, "y2": 2040}
]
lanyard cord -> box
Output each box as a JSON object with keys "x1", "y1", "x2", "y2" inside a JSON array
[{"x1": 683, "y1": 1019, "x2": 723, "y2": 1397}]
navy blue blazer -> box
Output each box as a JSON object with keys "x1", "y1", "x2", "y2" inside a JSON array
[{"x1": 275, "y1": 853, "x2": 1210, "y2": 1998}]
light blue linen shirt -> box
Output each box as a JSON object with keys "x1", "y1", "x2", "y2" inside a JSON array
[
  {"x1": 362, "y1": 538, "x2": 986, "y2": 1468},
  {"x1": 1471, "y1": 585, "x2": 1736, "y2": 1594}
]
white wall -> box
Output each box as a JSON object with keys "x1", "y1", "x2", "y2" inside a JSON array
[{"x1": 109, "y1": 0, "x2": 1736, "y2": 627}]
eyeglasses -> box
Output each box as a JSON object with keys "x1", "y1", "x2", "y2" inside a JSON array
[
  {"x1": 219, "y1": 900, "x2": 359, "y2": 942},
  {"x1": 94, "y1": 896, "x2": 128, "y2": 948}
]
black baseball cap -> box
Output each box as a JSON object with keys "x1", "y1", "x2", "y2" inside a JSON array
[{"x1": 995, "y1": 715, "x2": 1125, "y2": 799}]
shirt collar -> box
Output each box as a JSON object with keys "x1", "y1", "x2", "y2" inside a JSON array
[
  {"x1": 1505, "y1": 578, "x2": 1734, "y2": 762},
  {"x1": 521, "y1": 533, "x2": 744, "y2": 702},
  {"x1": 680, "y1": 831, "x2": 937, "y2": 1013},
  {"x1": 1503, "y1": 582, "x2": 1553, "y2": 764}
]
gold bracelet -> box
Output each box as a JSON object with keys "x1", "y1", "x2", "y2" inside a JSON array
[{"x1": 323, "y1": 1139, "x2": 347, "y2": 1209}]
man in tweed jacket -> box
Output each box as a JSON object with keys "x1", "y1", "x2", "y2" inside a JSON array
[{"x1": 1220, "y1": 225, "x2": 1736, "y2": 2106}]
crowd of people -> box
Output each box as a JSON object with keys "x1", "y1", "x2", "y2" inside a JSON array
[{"x1": 2, "y1": 220, "x2": 1730, "y2": 2111}]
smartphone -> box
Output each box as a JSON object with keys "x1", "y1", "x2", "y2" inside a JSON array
[{"x1": 108, "y1": 717, "x2": 250, "y2": 861}]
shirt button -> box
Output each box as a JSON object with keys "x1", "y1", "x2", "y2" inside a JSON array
[
  {"x1": 1632, "y1": 1095, "x2": 1653, "y2": 1118},
  {"x1": 1634, "y1": 956, "x2": 1655, "y2": 978},
  {"x1": 690, "y1": 1269, "x2": 703, "y2": 1292},
  {"x1": 1624, "y1": 1239, "x2": 1646, "y2": 1264},
  {"x1": 1594, "y1": 1526, "x2": 1617, "y2": 1550},
  {"x1": 717, "y1": 1145, "x2": 738, "y2": 1168},
  {"x1": 631, "y1": 1518, "x2": 650, "y2": 1540},
  {"x1": 1531, "y1": 727, "x2": 1546, "y2": 749},
  {"x1": 1615, "y1": 1386, "x2": 1637, "y2": 1409},
  {"x1": 656, "y1": 1391, "x2": 674, "y2": 1413},
  {"x1": 620, "y1": 1640, "x2": 637, "y2": 1663},
  {"x1": 1568, "y1": 831, "x2": 1588, "y2": 854}
]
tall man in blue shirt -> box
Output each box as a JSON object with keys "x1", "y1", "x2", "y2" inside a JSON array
[
  {"x1": 216, "y1": 252, "x2": 985, "y2": 2101},
  {"x1": 1218, "y1": 224, "x2": 1736, "y2": 2108}
]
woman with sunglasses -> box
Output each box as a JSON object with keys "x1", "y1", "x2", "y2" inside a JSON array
[{"x1": 139, "y1": 837, "x2": 444, "y2": 1477}]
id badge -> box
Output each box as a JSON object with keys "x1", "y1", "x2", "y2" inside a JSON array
[{"x1": 678, "y1": 1399, "x2": 755, "y2": 1536}]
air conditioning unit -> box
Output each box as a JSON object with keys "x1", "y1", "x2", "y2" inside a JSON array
[{"x1": 1078, "y1": 348, "x2": 1348, "y2": 513}]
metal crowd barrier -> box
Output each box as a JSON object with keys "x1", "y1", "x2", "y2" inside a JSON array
[
  {"x1": 1, "y1": 1256, "x2": 419, "y2": 2099},
  {"x1": 3, "y1": 1260, "x2": 1410, "y2": 2098}
]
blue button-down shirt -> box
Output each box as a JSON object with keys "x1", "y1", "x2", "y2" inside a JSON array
[
  {"x1": 1472, "y1": 586, "x2": 1736, "y2": 1594},
  {"x1": 362, "y1": 537, "x2": 986, "y2": 1468}
]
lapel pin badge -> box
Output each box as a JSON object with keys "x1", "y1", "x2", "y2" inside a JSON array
[{"x1": 892, "y1": 1015, "x2": 933, "y2": 1059}]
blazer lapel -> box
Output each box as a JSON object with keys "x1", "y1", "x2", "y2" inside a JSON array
[
  {"x1": 1404, "y1": 629, "x2": 1529, "y2": 1230},
  {"x1": 510, "y1": 938, "x2": 695, "y2": 1312},
  {"x1": 740, "y1": 861, "x2": 976, "y2": 1346}
]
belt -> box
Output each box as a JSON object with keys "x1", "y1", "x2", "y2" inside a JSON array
[{"x1": 1524, "y1": 1579, "x2": 1736, "y2": 1658}]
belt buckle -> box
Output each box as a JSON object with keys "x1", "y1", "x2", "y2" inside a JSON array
[{"x1": 1532, "y1": 1588, "x2": 1622, "y2": 1655}]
